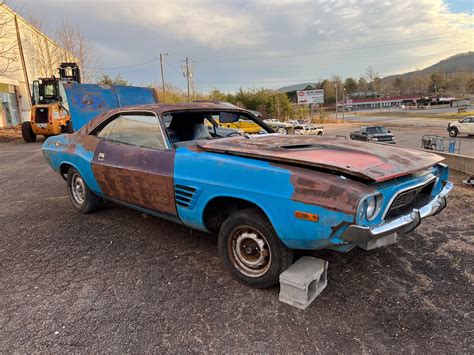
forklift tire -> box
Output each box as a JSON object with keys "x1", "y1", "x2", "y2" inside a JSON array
[
  {"x1": 66, "y1": 120, "x2": 74, "y2": 134},
  {"x1": 21, "y1": 122, "x2": 37, "y2": 142}
]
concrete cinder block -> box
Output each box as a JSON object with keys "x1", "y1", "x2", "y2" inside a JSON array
[
  {"x1": 358, "y1": 233, "x2": 398, "y2": 250},
  {"x1": 279, "y1": 256, "x2": 328, "y2": 310}
]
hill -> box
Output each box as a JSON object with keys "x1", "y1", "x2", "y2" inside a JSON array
[
  {"x1": 276, "y1": 52, "x2": 474, "y2": 92},
  {"x1": 383, "y1": 52, "x2": 474, "y2": 81}
]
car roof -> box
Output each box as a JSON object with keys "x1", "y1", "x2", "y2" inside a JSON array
[{"x1": 82, "y1": 102, "x2": 249, "y2": 133}]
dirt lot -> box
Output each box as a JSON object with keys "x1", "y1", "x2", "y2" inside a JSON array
[{"x1": 1, "y1": 140, "x2": 473, "y2": 352}]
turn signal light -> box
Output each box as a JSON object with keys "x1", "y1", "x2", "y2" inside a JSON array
[{"x1": 294, "y1": 211, "x2": 319, "y2": 222}]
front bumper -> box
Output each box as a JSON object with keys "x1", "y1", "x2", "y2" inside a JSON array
[{"x1": 341, "y1": 181, "x2": 453, "y2": 243}]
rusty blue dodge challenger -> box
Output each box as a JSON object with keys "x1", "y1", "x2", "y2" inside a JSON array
[{"x1": 42, "y1": 102, "x2": 453, "y2": 288}]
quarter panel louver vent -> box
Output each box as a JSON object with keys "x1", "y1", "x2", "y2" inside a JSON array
[{"x1": 175, "y1": 184, "x2": 200, "y2": 209}]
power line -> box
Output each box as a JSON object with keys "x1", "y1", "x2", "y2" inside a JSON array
[
  {"x1": 163, "y1": 58, "x2": 182, "y2": 75},
  {"x1": 197, "y1": 78, "x2": 324, "y2": 85},
  {"x1": 194, "y1": 36, "x2": 444, "y2": 63},
  {"x1": 87, "y1": 35, "x2": 445, "y2": 71}
]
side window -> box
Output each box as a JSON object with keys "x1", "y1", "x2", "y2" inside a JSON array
[
  {"x1": 96, "y1": 119, "x2": 117, "y2": 139},
  {"x1": 106, "y1": 114, "x2": 167, "y2": 150}
]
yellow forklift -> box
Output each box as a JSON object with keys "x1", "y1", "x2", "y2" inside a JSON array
[{"x1": 22, "y1": 63, "x2": 80, "y2": 142}]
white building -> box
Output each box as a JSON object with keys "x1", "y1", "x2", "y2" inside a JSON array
[{"x1": 0, "y1": 4, "x2": 77, "y2": 127}]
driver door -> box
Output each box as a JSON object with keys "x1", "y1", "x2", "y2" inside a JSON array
[{"x1": 91, "y1": 112, "x2": 177, "y2": 217}]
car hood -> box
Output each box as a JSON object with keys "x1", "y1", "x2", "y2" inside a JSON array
[{"x1": 197, "y1": 135, "x2": 443, "y2": 182}]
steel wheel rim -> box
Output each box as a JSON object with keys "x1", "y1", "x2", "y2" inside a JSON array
[
  {"x1": 227, "y1": 225, "x2": 272, "y2": 278},
  {"x1": 71, "y1": 174, "x2": 85, "y2": 204}
]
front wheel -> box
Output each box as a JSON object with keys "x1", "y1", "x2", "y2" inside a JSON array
[
  {"x1": 449, "y1": 127, "x2": 458, "y2": 137},
  {"x1": 21, "y1": 122, "x2": 36, "y2": 142},
  {"x1": 218, "y1": 208, "x2": 293, "y2": 288},
  {"x1": 67, "y1": 167, "x2": 102, "y2": 213}
]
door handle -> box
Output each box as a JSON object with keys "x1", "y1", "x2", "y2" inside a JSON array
[{"x1": 98, "y1": 152, "x2": 105, "y2": 161}]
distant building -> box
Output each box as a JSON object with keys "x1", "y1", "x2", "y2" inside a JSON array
[
  {"x1": 339, "y1": 95, "x2": 421, "y2": 110},
  {"x1": 0, "y1": 4, "x2": 77, "y2": 127}
]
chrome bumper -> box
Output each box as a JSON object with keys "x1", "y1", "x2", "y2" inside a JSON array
[{"x1": 341, "y1": 181, "x2": 453, "y2": 243}]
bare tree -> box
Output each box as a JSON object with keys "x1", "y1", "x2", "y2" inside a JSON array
[
  {"x1": 25, "y1": 16, "x2": 54, "y2": 77},
  {"x1": 365, "y1": 66, "x2": 378, "y2": 90},
  {"x1": 0, "y1": 6, "x2": 21, "y2": 76},
  {"x1": 54, "y1": 19, "x2": 95, "y2": 83}
]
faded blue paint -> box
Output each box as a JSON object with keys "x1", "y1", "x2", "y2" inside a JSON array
[
  {"x1": 42, "y1": 134, "x2": 103, "y2": 196},
  {"x1": 173, "y1": 147, "x2": 354, "y2": 250},
  {"x1": 62, "y1": 83, "x2": 157, "y2": 132},
  {"x1": 42, "y1": 135, "x2": 449, "y2": 251}
]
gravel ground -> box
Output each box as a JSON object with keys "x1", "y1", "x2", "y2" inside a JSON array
[{"x1": 1, "y1": 140, "x2": 473, "y2": 353}]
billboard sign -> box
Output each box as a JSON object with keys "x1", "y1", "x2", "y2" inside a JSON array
[{"x1": 296, "y1": 89, "x2": 324, "y2": 104}]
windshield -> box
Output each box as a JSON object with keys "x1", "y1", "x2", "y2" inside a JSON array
[{"x1": 367, "y1": 126, "x2": 387, "y2": 134}]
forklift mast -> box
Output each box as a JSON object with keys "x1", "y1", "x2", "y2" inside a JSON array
[
  {"x1": 32, "y1": 62, "x2": 81, "y2": 105},
  {"x1": 58, "y1": 63, "x2": 81, "y2": 84}
]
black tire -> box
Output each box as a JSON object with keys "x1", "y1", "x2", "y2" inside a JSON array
[
  {"x1": 449, "y1": 127, "x2": 458, "y2": 137},
  {"x1": 218, "y1": 208, "x2": 293, "y2": 288},
  {"x1": 21, "y1": 122, "x2": 36, "y2": 142},
  {"x1": 67, "y1": 167, "x2": 102, "y2": 213},
  {"x1": 66, "y1": 120, "x2": 74, "y2": 134},
  {"x1": 317, "y1": 131, "x2": 323, "y2": 136}
]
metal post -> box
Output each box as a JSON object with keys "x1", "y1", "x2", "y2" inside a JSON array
[
  {"x1": 185, "y1": 57, "x2": 190, "y2": 102},
  {"x1": 342, "y1": 88, "x2": 346, "y2": 122},
  {"x1": 159, "y1": 53, "x2": 167, "y2": 103},
  {"x1": 379, "y1": 90, "x2": 382, "y2": 112},
  {"x1": 14, "y1": 15, "x2": 31, "y2": 100},
  {"x1": 335, "y1": 85, "x2": 338, "y2": 120}
]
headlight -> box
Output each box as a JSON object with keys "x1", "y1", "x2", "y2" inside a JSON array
[
  {"x1": 371, "y1": 137, "x2": 378, "y2": 141},
  {"x1": 365, "y1": 194, "x2": 383, "y2": 221}
]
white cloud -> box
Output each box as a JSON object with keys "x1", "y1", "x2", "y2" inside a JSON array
[{"x1": 12, "y1": 0, "x2": 474, "y2": 89}]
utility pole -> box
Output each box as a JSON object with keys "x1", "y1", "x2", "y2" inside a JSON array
[
  {"x1": 14, "y1": 15, "x2": 31, "y2": 100},
  {"x1": 342, "y1": 87, "x2": 346, "y2": 123},
  {"x1": 335, "y1": 84, "x2": 338, "y2": 120},
  {"x1": 185, "y1": 57, "x2": 190, "y2": 102},
  {"x1": 159, "y1": 53, "x2": 168, "y2": 103},
  {"x1": 379, "y1": 90, "x2": 382, "y2": 112}
]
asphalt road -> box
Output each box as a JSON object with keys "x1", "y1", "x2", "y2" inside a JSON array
[{"x1": 1, "y1": 140, "x2": 473, "y2": 352}]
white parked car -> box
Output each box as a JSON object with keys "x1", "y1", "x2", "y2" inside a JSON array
[
  {"x1": 289, "y1": 120, "x2": 324, "y2": 135},
  {"x1": 264, "y1": 119, "x2": 295, "y2": 134},
  {"x1": 448, "y1": 116, "x2": 474, "y2": 137}
]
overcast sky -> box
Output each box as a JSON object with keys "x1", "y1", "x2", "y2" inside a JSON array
[{"x1": 9, "y1": 0, "x2": 474, "y2": 92}]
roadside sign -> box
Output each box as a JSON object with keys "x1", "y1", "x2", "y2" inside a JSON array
[{"x1": 297, "y1": 89, "x2": 324, "y2": 104}]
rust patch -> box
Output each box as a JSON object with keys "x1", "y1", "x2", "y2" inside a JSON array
[
  {"x1": 197, "y1": 135, "x2": 443, "y2": 182},
  {"x1": 91, "y1": 141, "x2": 177, "y2": 216},
  {"x1": 276, "y1": 163, "x2": 375, "y2": 215}
]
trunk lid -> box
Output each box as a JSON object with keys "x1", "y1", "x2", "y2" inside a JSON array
[{"x1": 197, "y1": 135, "x2": 443, "y2": 182}]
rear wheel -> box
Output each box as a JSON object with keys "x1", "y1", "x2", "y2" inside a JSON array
[
  {"x1": 67, "y1": 167, "x2": 102, "y2": 213},
  {"x1": 218, "y1": 208, "x2": 293, "y2": 288},
  {"x1": 21, "y1": 122, "x2": 36, "y2": 142},
  {"x1": 449, "y1": 127, "x2": 458, "y2": 137}
]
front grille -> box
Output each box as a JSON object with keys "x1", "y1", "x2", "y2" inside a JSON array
[
  {"x1": 35, "y1": 107, "x2": 49, "y2": 123},
  {"x1": 377, "y1": 136, "x2": 393, "y2": 141},
  {"x1": 385, "y1": 179, "x2": 436, "y2": 220},
  {"x1": 175, "y1": 184, "x2": 197, "y2": 209}
]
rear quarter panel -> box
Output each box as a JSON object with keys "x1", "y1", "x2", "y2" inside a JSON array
[{"x1": 42, "y1": 133, "x2": 103, "y2": 195}]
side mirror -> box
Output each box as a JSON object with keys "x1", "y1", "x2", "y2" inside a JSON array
[
  {"x1": 220, "y1": 112, "x2": 240, "y2": 123},
  {"x1": 388, "y1": 130, "x2": 391, "y2": 133}
]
